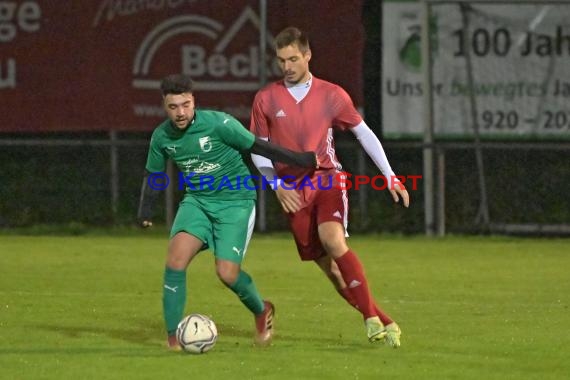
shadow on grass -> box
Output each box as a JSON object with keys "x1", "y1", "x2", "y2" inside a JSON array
[
  {"x1": 215, "y1": 321, "x2": 371, "y2": 351},
  {"x1": 14, "y1": 317, "x2": 372, "y2": 356},
  {"x1": 6, "y1": 319, "x2": 169, "y2": 356}
]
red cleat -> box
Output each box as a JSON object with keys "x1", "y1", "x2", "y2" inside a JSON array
[
  {"x1": 167, "y1": 334, "x2": 182, "y2": 351},
  {"x1": 254, "y1": 300, "x2": 275, "y2": 345}
]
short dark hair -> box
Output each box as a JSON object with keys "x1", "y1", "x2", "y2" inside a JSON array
[
  {"x1": 160, "y1": 74, "x2": 194, "y2": 97},
  {"x1": 274, "y1": 27, "x2": 310, "y2": 53}
]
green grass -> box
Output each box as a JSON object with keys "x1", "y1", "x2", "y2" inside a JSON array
[{"x1": 1, "y1": 233, "x2": 568, "y2": 380}]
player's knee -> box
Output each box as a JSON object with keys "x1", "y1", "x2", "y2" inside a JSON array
[
  {"x1": 318, "y1": 224, "x2": 348, "y2": 256},
  {"x1": 321, "y1": 239, "x2": 348, "y2": 257},
  {"x1": 165, "y1": 254, "x2": 187, "y2": 271},
  {"x1": 216, "y1": 266, "x2": 238, "y2": 286}
]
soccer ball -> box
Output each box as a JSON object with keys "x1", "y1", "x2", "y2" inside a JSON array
[{"x1": 176, "y1": 314, "x2": 218, "y2": 354}]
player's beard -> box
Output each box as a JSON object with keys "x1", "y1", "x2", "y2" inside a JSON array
[
  {"x1": 285, "y1": 71, "x2": 295, "y2": 81},
  {"x1": 174, "y1": 117, "x2": 188, "y2": 129},
  {"x1": 284, "y1": 72, "x2": 302, "y2": 86},
  {"x1": 284, "y1": 69, "x2": 309, "y2": 87}
]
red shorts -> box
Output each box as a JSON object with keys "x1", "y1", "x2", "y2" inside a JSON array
[{"x1": 286, "y1": 185, "x2": 349, "y2": 261}]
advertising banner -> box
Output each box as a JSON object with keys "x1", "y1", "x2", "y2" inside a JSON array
[
  {"x1": 382, "y1": 0, "x2": 570, "y2": 140},
  {"x1": 0, "y1": 0, "x2": 363, "y2": 132}
]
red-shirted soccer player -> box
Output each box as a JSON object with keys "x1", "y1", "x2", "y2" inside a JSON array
[{"x1": 249, "y1": 27, "x2": 410, "y2": 348}]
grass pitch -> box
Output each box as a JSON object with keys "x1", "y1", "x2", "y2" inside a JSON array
[{"x1": 0, "y1": 231, "x2": 568, "y2": 380}]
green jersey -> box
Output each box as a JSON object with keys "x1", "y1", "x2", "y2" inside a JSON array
[{"x1": 145, "y1": 109, "x2": 256, "y2": 200}]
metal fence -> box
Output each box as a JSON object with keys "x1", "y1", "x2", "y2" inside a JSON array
[{"x1": 1, "y1": 134, "x2": 567, "y2": 235}]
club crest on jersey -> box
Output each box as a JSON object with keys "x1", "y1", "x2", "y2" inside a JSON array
[{"x1": 199, "y1": 136, "x2": 212, "y2": 152}]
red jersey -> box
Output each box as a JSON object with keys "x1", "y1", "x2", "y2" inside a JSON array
[{"x1": 250, "y1": 76, "x2": 362, "y2": 181}]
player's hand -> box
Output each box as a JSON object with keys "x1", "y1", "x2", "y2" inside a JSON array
[
  {"x1": 139, "y1": 219, "x2": 153, "y2": 228},
  {"x1": 275, "y1": 186, "x2": 302, "y2": 213},
  {"x1": 390, "y1": 181, "x2": 410, "y2": 208}
]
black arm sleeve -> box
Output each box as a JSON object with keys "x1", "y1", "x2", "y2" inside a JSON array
[
  {"x1": 137, "y1": 171, "x2": 162, "y2": 222},
  {"x1": 249, "y1": 137, "x2": 317, "y2": 168}
]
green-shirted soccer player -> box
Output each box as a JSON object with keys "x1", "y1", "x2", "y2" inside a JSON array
[{"x1": 137, "y1": 74, "x2": 317, "y2": 350}]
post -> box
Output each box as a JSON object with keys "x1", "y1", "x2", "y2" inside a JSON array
[
  {"x1": 109, "y1": 130, "x2": 119, "y2": 222},
  {"x1": 257, "y1": 0, "x2": 268, "y2": 232},
  {"x1": 357, "y1": 149, "x2": 368, "y2": 229},
  {"x1": 436, "y1": 148, "x2": 445, "y2": 237},
  {"x1": 421, "y1": 0, "x2": 435, "y2": 235}
]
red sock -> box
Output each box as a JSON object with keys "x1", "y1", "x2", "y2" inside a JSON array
[
  {"x1": 335, "y1": 250, "x2": 393, "y2": 325},
  {"x1": 374, "y1": 306, "x2": 393, "y2": 326},
  {"x1": 338, "y1": 286, "x2": 393, "y2": 325},
  {"x1": 337, "y1": 287, "x2": 359, "y2": 310}
]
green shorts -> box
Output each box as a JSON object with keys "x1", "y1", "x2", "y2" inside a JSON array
[{"x1": 170, "y1": 197, "x2": 256, "y2": 264}]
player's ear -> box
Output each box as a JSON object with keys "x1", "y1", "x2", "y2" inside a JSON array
[{"x1": 305, "y1": 49, "x2": 312, "y2": 62}]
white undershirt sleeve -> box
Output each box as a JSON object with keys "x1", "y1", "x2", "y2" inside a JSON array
[
  {"x1": 250, "y1": 137, "x2": 283, "y2": 191},
  {"x1": 350, "y1": 121, "x2": 400, "y2": 186}
]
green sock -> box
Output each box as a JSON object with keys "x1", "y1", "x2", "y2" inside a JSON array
[
  {"x1": 229, "y1": 271, "x2": 264, "y2": 315},
  {"x1": 163, "y1": 267, "x2": 187, "y2": 336}
]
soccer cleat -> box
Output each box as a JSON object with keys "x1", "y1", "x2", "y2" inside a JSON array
[
  {"x1": 384, "y1": 322, "x2": 401, "y2": 348},
  {"x1": 365, "y1": 316, "x2": 387, "y2": 342},
  {"x1": 254, "y1": 300, "x2": 275, "y2": 346},
  {"x1": 167, "y1": 334, "x2": 182, "y2": 351}
]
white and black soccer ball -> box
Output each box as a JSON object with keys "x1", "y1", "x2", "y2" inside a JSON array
[{"x1": 176, "y1": 314, "x2": 218, "y2": 354}]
